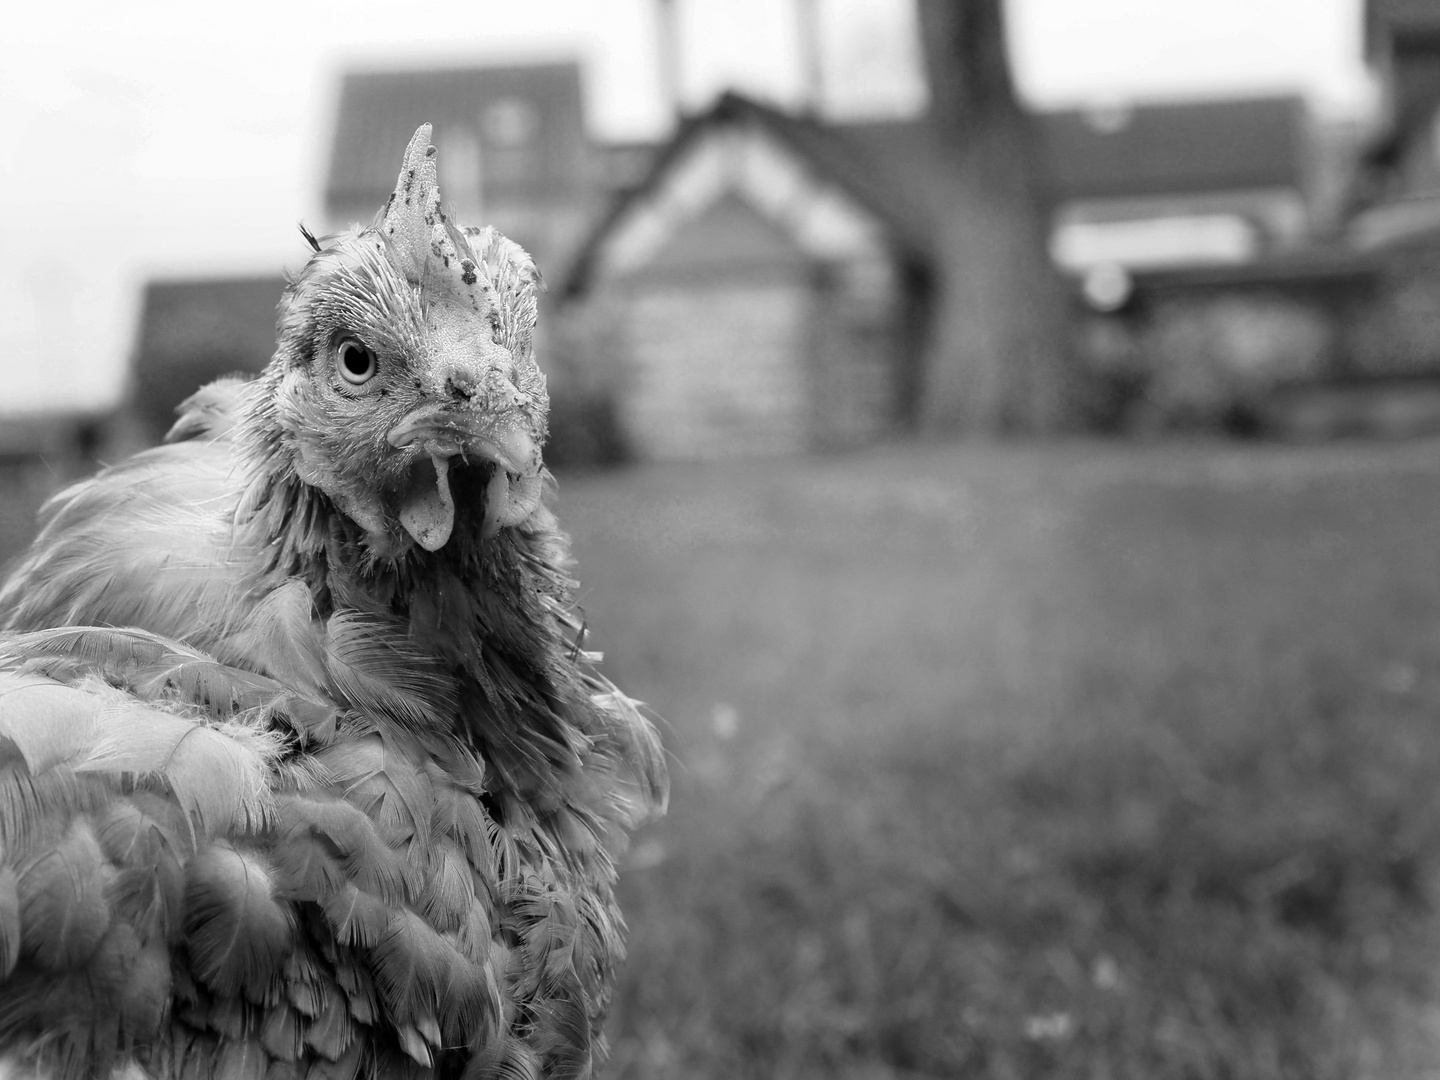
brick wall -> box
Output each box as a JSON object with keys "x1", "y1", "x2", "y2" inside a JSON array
[
  {"x1": 618, "y1": 274, "x2": 812, "y2": 459},
  {"x1": 807, "y1": 259, "x2": 904, "y2": 448}
]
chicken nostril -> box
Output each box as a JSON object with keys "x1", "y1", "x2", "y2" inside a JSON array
[{"x1": 444, "y1": 374, "x2": 476, "y2": 401}]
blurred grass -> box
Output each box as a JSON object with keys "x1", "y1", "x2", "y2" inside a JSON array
[
  {"x1": 5, "y1": 440, "x2": 1440, "y2": 1077},
  {"x1": 558, "y1": 439, "x2": 1440, "y2": 1080}
]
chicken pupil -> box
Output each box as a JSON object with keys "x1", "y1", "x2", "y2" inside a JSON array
[{"x1": 340, "y1": 343, "x2": 371, "y2": 376}]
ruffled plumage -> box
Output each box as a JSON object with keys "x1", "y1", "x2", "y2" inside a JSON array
[{"x1": 0, "y1": 125, "x2": 665, "y2": 1080}]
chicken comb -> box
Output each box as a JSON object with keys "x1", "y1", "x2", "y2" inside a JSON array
[{"x1": 379, "y1": 124, "x2": 494, "y2": 315}]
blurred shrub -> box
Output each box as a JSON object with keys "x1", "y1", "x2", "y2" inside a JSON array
[{"x1": 1076, "y1": 294, "x2": 1340, "y2": 435}]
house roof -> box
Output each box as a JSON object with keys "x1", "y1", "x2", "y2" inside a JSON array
[
  {"x1": 129, "y1": 276, "x2": 284, "y2": 439},
  {"x1": 1031, "y1": 97, "x2": 1306, "y2": 202},
  {"x1": 564, "y1": 92, "x2": 1310, "y2": 296},
  {"x1": 836, "y1": 98, "x2": 1307, "y2": 207},
  {"x1": 696, "y1": 95, "x2": 939, "y2": 249},
  {"x1": 562, "y1": 93, "x2": 935, "y2": 296},
  {"x1": 325, "y1": 63, "x2": 588, "y2": 217}
]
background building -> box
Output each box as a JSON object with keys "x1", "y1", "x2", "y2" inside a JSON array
[
  {"x1": 325, "y1": 64, "x2": 596, "y2": 276},
  {"x1": 113, "y1": 0, "x2": 1440, "y2": 462}
]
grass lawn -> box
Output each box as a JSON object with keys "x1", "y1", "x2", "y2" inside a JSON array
[
  {"x1": 557, "y1": 438, "x2": 1440, "y2": 1080},
  {"x1": 5, "y1": 439, "x2": 1440, "y2": 1078}
]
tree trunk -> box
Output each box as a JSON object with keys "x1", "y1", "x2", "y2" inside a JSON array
[{"x1": 914, "y1": 0, "x2": 1077, "y2": 433}]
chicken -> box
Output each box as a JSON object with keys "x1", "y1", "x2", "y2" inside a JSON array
[{"x1": 0, "y1": 124, "x2": 666, "y2": 1080}]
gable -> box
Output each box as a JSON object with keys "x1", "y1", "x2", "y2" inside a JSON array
[
  {"x1": 589, "y1": 120, "x2": 894, "y2": 285},
  {"x1": 639, "y1": 193, "x2": 812, "y2": 276}
]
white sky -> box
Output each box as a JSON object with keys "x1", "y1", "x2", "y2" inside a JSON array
[{"x1": 0, "y1": 0, "x2": 1374, "y2": 416}]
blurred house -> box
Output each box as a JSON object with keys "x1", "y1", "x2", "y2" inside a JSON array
[
  {"x1": 1100, "y1": 0, "x2": 1440, "y2": 439},
  {"x1": 0, "y1": 273, "x2": 279, "y2": 496},
  {"x1": 1037, "y1": 97, "x2": 1311, "y2": 279},
  {"x1": 128, "y1": 276, "x2": 285, "y2": 444},
  {"x1": 123, "y1": 54, "x2": 1372, "y2": 458},
  {"x1": 562, "y1": 88, "x2": 1358, "y2": 453},
  {"x1": 120, "y1": 61, "x2": 604, "y2": 454},
  {"x1": 1039, "y1": 97, "x2": 1377, "y2": 433},
  {"x1": 1329, "y1": 0, "x2": 1440, "y2": 411},
  {"x1": 1352, "y1": 0, "x2": 1440, "y2": 246},
  {"x1": 115, "y1": 15, "x2": 1440, "y2": 458},
  {"x1": 563, "y1": 93, "x2": 929, "y2": 458},
  {"x1": 325, "y1": 64, "x2": 596, "y2": 274}
]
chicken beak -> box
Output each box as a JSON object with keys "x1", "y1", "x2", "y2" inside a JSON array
[
  {"x1": 484, "y1": 467, "x2": 544, "y2": 540},
  {"x1": 388, "y1": 407, "x2": 545, "y2": 550},
  {"x1": 396, "y1": 450, "x2": 542, "y2": 550},
  {"x1": 398, "y1": 453, "x2": 456, "y2": 552}
]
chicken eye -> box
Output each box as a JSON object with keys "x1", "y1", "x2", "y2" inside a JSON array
[{"x1": 337, "y1": 340, "x2": 377, "y2": 385}]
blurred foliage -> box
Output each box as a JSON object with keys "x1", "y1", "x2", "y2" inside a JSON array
[{"x1": 1076, "y1": 297, "x2": 1338, "y2": 436}]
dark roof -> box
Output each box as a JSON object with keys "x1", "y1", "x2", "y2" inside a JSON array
[
  {"x1": 837, "y1": 99, "x2": 1306, "y2": 208},
  {"x1": 822, "y1": 99, "x2": 1307, "y2": 211},
  {"x1": 129, "y1": 276, "x2": 284, "y2": 440},
  {"x1": 563, "y1": 93, "x2": 936, "y2": 296},
  {"x1": 564, "y1": 92, "x2": 1310, "y2": 296},
  {"x1": 1032, "y1": 97, "x2": 1306, "y2": 202},
  {"x1": 326, "y1": 63, "x2": 588, "y2": 215},
  {"x1": 818, "y1": 100, "x2": 1305, "y2": 222}
]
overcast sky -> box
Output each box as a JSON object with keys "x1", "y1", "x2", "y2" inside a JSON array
[{"x1": 0, "y1": 0, "x2": 1373, "y2": 416}]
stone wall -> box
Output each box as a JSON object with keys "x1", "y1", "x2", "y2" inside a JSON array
[
  {"x1": 618, "y1": 272, "x2": 812, "y2": 460},
  {"x1": 558, "y1": 253, "x2": 906, "y2": 462}
]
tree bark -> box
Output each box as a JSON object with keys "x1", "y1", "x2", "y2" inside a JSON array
[{"x1": 914, "y1": 0, "x2": 1077, "y2": 433}]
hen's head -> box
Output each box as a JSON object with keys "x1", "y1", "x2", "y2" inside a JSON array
[{"x1": 260, "y1": 124, "x2": 548, "y2": 557}]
